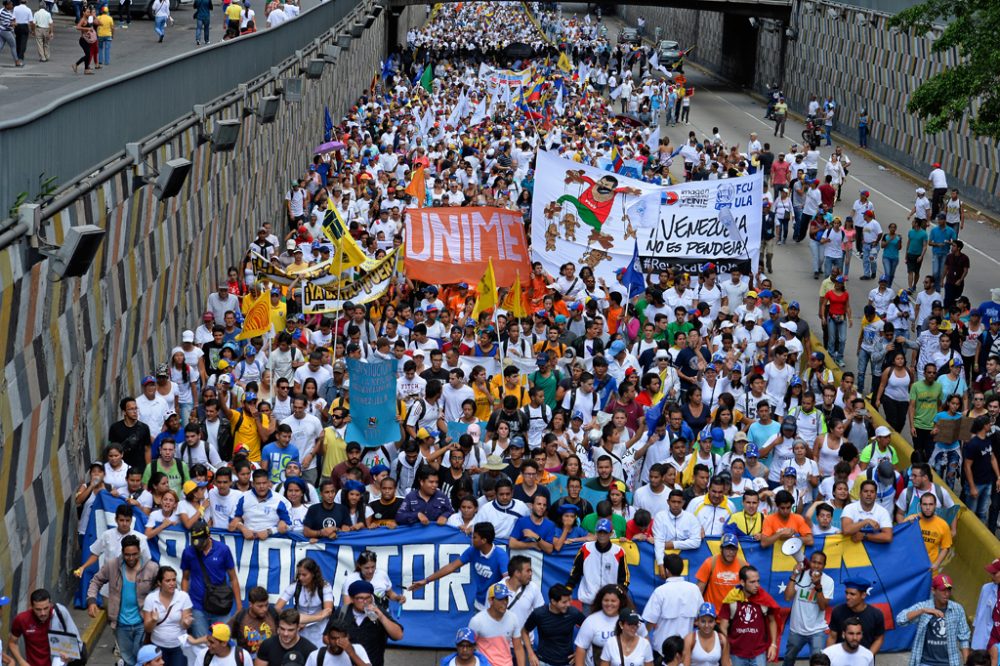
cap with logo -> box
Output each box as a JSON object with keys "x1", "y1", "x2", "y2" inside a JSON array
[
  {"x1": 931, "y1": 574, "x2": 953, "y2": 590},
  {"x1": 488, "y1": 582, "x2": 511, "y2": 601},
  {"x1": 455, "y1": 628, "x2": 477, "y2": 645},
  {"x1": 596, "y1": 518, "x2": 614, "y2": 533}
]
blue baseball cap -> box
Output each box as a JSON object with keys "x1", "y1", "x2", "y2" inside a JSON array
[
  {"x1": 745, "y1": 443, "x2": 760, "y2": 458},
  {"x1": 721, "y1": 533, "x2": 739, "y2": 549},
  {"x1": 488, "y1": 582, "x2": 511, "y2": 601},
  {"x1": 370, "y1": 464, "x2": 390, "y2": 476},
  {"x1": 536, "y1": 352, "x2": 550, "y2": 366},
  {"x1": 571, "y1": 410, "x2": 585, "y2": 421},
  {"x1": 788, "y1": 300, "x2": 800, "y2": 310},
  {"x1": 137, "y1": 646, "x2": 163, "y2": 666},
  {"x1": 596, "y1": 518, "x2": 614, "y2": 533},
  {"x1": 759, "y1": 289, "x2": 773, "y2": 298},
  {"x1": 141, "y1": 375, "x2": 156, "y2": 386},
  {"x1": 245, "y1": 345, "x2": 257, "y2": 355},
  {"x1": 455, "y1": 628, "x2": 477, "y2": 645},
  {"x1": 697, "y1": 602, "x2": 717, "y2": 618},
  {"x1": 558, "y1": 503, "x2": 581, "y2": 514},
  {"x1": 783, "y1": 466, "x2": 798, "y2": 477},
  {"x1": 769, "y1": 304, "x2": 780, "y2": 315}
]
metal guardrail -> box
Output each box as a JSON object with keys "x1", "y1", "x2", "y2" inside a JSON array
[{"x1": 0, "y1": 0, "x2": 365, "y2": 220}]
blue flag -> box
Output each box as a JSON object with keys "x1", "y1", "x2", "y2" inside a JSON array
[
  {"x1": 323, "y1": 106, "x2": 333, "y2": 143},
  {"x1": 621, "y1": 240, "x2": 645, "y2": 296},
  {"x1": 344, "y1": 358, "x2": 399, "y2": 447}
]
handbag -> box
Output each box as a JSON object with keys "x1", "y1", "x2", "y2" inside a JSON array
[
  {"x1": 196, "y1": 550, "x2": 235, "y2": 616},
  {"x1": 51, "y1": 606, "x2": 88, "y2": 666}
]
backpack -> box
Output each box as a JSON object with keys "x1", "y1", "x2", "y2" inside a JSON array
[
  {"x1": 203, "y1": 648, "x2": 244, "y2": 666},
  {"x1": 150, "y1": 457, "x2": 188, "y2": 485},
  {"x1": 567, "y1": 388, "x2": 599, "y2": 418}
]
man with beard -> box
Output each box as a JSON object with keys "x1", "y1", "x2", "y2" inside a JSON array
[
  {"x1": 255, "y1": 609, "x2": 316, "y2": 666},
  {"x1": 332, "y1": 580, "x2": 403, "y2": 666},
  {"x1": 230, "y1": 587, "x2": 278, "y2": 658},
  {"x1": 822, "y1": 617, "x2": 874, "y2": 665},
  {"x1": 304, "y1": 620, "x2": 371, "y2": 666}
]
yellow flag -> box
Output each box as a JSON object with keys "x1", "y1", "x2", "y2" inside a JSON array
[
  {"x1": 236, "y1": 291, "x2": 271, "y2": 340},
  {"x1": 322, "y1": 207, "x2": 368, "y2": 271},
  {"x1": 471, "y1": 258, "x2": 497, "y2": 320},
  {"x1": 557, "y1": 52, "x2": 573, "y2": 73},
  {"x1": 501, "y1": 271, "x2": 528, "y2": 319}
]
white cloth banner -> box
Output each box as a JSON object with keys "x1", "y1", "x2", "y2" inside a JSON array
[
  {"x1": 529, "y1": 151, "x2": 762, "y2": 283},
  {"x1": 478, "y1": 64, "x2": 534, "y2": 94}
]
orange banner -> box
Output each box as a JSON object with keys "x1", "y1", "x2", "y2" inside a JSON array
[{"x1": 404, "y1": 206, "x2": 531, "y2": 287}]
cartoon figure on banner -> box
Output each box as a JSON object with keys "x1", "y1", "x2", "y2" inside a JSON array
[
  {"x1": 580, "y1": 248, "x2": 611, "y2": 270},
  {"x1": 545, "y1": 218, "x2": 559, "y2": 251},
  {"x1": 555, "y1": 170, "x2": 642, "y2": 248},
  {"x1": 562, "y1": 213, "x2": 579, "y2": 241}
]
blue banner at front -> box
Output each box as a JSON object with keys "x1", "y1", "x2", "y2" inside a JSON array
[
  {"x1": 77, "y1": 492, "x2": 926, "y2": 652},
  {"x1": 343, "y1": 357, "x2": 399, "y2": 448}
]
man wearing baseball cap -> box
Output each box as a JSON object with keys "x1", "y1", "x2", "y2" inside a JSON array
[
  {"x1": 972, "y1": 559, "x2": 1000, "y2": 658},
  {"x1": 440, "y1": 628, "x2": 488, "y2": 666},
  {"x1": 467, "y1": 583, "x2": 525, "y2": 666},
  {"x1": 180, "y1": 622, "x2": 254, "y2": 666},
  {"x1": 136, "y1": 645, "x2": 164, "y2": 666},
  {"x1": 566, "y1": 518, "x2": 628, "y2": 612},
  {"x1": 896, "y1": 573, "x2": 970, "y2": 666},
  {"x1": 828, "y1": 579, "x2": 885, "y2": 654}
]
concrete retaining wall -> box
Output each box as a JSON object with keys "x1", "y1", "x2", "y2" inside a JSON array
[
  {"x1": 0, "y1": 5, "x2": 391, "y2": 609},
  {"x1": 618, "y1": 3, "x2": 1000, "y2": 210}
]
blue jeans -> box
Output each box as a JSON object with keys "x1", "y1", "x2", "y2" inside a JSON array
[
  {"x1": 731, "y1": 655, "x2": 766, "y2": 666},
  {"x1": 116, "y1": 622, "x2": 144, "y2": 666},
  {"x1": 859, "y1": 125, "x2": 868, "y2": 147},
  {"x1": 97, "y1": 36, "x2": 111, "y2": 64},
  {"x1": 73, "y1": 0, "x2": 82, "y2": 19},
  {"x1": 932, "y1": 253, "x2": 948, "y2": 290},
  {"x1": 154, "y1": 16, "x2": 166, "y2": 37},
  {"x1": 962, "y1": 483, "x2": 993, "y2": 523},
  {"x1": 159, "y1": 646, "x2": 185, "y2": 666},
  {"x1": 857, "y1": 347, "x2": 874, "y2": 394},
  {"x1": 824, "y1": 125, "x2": 832, "y2": 145},
  {"x1": 827, "y1": 317, "x2": 847, "y2": 362},
  {"x1": 862, "y1": 241, "x2": 879, "y2": 277},
  {"x1": 793, "y1": 206, "x2": 804, "y2": 240},
  {"x1": 196, "y1": 17, "x2": 210, "y2": 42},
  {"x1": 823, "y1": 255, "x2": 843, "y2": 277},
  {"x1": 931, "y1": 446, "x2": 962, "y2": 490},
  {"x1": 843, "y1": 247, "x2": 853, "y2": 277},
  {"x1": 809, "y1": 239, "x2": 822, "y2": 273},
  {"x1": 882, "y1": 256, "x2": 899, "y2": 284},
  {"x1": 190, "y1": 608, "x2": 230, "y2": 638},
  {"x1": 782, "y1": 631, "x2": 826, "y2": 666}
]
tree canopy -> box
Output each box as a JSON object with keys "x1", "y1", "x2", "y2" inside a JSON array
[{"x1": 888, "y1": 0, "x2": 1000, "y2": 139}]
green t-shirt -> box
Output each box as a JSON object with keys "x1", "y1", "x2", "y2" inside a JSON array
[
  {"x1": 530, "y1": 369, "x2": 562, "y2": 410},
  {"x1": 909, "y1": 380, "x2": 943, "y2": 430},
  {"x1": 666, "y1": 321, "x2": 694, "y2": 343},
  {"x1": 907, "y1": 228, "x2": 928, "y2": 257},
  {"x1": 141, "y1": 459, "x2": 190, "y2": 497},
  {"x1": 581, "y1": 512, "x2": 627, "y2": 538}
]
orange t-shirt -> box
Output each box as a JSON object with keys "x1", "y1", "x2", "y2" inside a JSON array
[
  {"x1": 762, "y1": 512, "x2": 811, "y2": 537},
  {"x1": 696, "y1": 555, "x2": 745, "y2": 610}
]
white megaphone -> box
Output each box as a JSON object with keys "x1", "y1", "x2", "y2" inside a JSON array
[{"x1": 781, "y1": 536, "x2": 806, "y2": 563}]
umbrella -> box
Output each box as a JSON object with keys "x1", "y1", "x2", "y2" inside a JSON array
[
  {"x1": 612, "y1": 113, "x2": 648, "y2": 128},
  {"x1": 313, "y1": 141, "x2": 346, "y2": 154}
]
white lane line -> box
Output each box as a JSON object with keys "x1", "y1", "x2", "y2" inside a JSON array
[{"x1": 699, "y1": 83, "x2": 1000, "y2": 269}]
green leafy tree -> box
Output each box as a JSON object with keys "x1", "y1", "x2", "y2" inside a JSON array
[{"x1": 888, "y1": 0, "x2": 1000, "y2": 138}]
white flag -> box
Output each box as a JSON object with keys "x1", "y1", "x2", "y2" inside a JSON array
[
  {"x1": 649, "y1": 51, "x2": 659, "y2": 70},
  {"x1": 554, "y1": 87, "x2": 565, "y2": 116},
  {"x1": 610, "y1": 84, "x2": 624, "y2": 100},
  {"x1": 626, "y1": 191, "x2": 661, "y2": 229},
  {"x1": 470, "y1": 97, "x2": 487, "y2": 125},
  {"x1": 719, "y1": 206, "x2": 744, "y2": 246},
  {"x1": 648, "y1": 125, "x2": 660, "y2": 149}
]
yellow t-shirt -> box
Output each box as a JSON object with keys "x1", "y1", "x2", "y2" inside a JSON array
[
  {"x1": 229, "y1": 407, "x2": 264, "y2": 462},
  {"x1": 471, "y1": 384, "x2": 494, "y2": 421},
  {"x1": 226, "y1": 3, "x2": 242, "y2": 21},
  {"x1": 96, "y1": 14, "x2": 113, "y2": 37},
  {"x1": 321, "y1": 428, "x2": 347, "y2": 478},
  {"x1": 918, "y1": 515, "x2": 952, "y2": 565},
  {"x1": 269, "y1": 299, "x2": 287, "y2": 335}
]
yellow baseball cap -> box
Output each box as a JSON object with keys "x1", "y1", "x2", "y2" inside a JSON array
[{"x1": 210, "y1": 624, "x2": 233, "y2": 645}]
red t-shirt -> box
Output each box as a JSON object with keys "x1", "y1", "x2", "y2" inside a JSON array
[
  {"x1": 825, "y1": 289, "x2": 850, "y2": 317},
  {"x1": 10, "y1": 610, "x2": 53, "y2": 666},
  {"x1": 719, "y1": 599, "x2": 771, "y2": 659},
  {"x1": 819, "y1": 183, "x2": 836, "y2": 209}
]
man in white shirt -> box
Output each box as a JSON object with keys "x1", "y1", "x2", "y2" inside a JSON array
[
  {"x1": 822, "y1": 617, "x2": 874, "y2": 666},
  {"x1": 859, "y1": 210, "x2": 883, "y2": 280},
  {"x1": 32, "y1": 2, "x2": 53, "y2": 61},
  {"x1": 652, "y1": 490, "x2": 703, "y2": 571},
  {"x1": 136, "y1": 376, "x2": 169, "y2": 435},
  {"x1": 442, "y1": 369, "x2": 475, "y2": 422},
  {"x1": 206, "y1": 467, "x2": 244, "y2": 528},
  {"x1": 281, "y1": 396, "x2": 324, "y2": 484},
  {"x1": 641, "y1": 553, "x2": 702, "y2": 659},
  {"x1": 502, "y1": 556, "x2": 545, "y2": 632},
  {"x1": 633, "y1": 463, "x2": 671, "y2": 517},
  {"x1": 927, "y1": 162, "x2": 948, "y2": 217},
  {"x1": 266, "y1": 5, "x2": 287, "y2": 28},
  {"x1": 841, "y1": 480, "x2": 893, "y2": 544},
  {"x1": 783, "y1": 551, "x2": 835, "y2": 664},
  {"x1": 206, "y1": 283, "x2": 240, "y2": 323}
]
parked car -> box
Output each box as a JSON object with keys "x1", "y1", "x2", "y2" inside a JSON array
[
  {"x1": 58, "y1": 0, "x2": 179, "y2": 19},
  {"x1": 618, "y1": 27, "x2": 640, "y2": 45},
  {"x1": 658, "y1": 40, "x2": 683, "y2": 66}
]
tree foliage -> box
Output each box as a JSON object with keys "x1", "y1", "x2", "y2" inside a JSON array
[{"x1": 887, "y1": 0, "x2": 1000, "y2": 139}]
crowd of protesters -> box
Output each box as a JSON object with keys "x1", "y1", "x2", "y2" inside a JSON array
[{"x1": 4, "y1": 4, "x2": 1000, "y2": 666}]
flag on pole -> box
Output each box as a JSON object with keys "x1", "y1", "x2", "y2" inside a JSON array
[
  {"x1": 610, "y1": 146, "x2": 624, "y2": 173},
  {"x1": 323, "y1": 106, "x2": 334, "y2": 143},
  {"x1": 419, "y1": 64, "x2": 434, "y2": 92},
  {"x1": 236, "y1": 291, "x2": 272, "y2": 340},
  {"x1": 557, "y1": 52, "x2": 573, "y2": 73},
  {"x1": 471, "y1": 258, "x2": 498, "y2": 320},
  {"x1": 719, "y1": 206, "x2": 744, "y2": 246},
  {"x1": 501, "y1": 272, "x2": 528, "y2": 318},
  {"x1": 404, "y1": 164, "x2": 426, "y2": 207},
  {"x1": 470, "y1": 97, "x2": 487, "y2": 126},
  {"x1": 620, "y1": 240, "x2": 646, "y2": 297},
  {"x1": 648, "y1": 125, "x2": 661, "y2": 149},
  {"x1": 322, "y1": 208, "x2": 370, "y2": 270}
]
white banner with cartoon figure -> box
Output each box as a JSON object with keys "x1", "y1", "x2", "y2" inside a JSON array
[{"x1": 530, "y1": 151, "x2": 762, "y2": 282}]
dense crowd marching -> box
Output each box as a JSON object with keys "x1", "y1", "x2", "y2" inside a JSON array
[{"x1": 4, "y1": 4, "x2": 1000, "y2": 666}]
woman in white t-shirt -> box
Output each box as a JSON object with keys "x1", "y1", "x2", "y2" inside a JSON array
[
  {"x1": 275, "y1": 558, "x2": 334, "y2": 646},
  {"x1": 145, "y1": 490, "x2": 181, "y2": 541},
  {"x1": 280, "y1": 478, "x2": 310, "y2": 534},
  {"x1": 575, "y1": 586, "x2": 646, "y2": 666},
  {"x1": 340, "y1": 550, "x2": 405, "y2": 606},
  {"x1": 597, "y1": 609, "x2": 653, "y2": 666},
  {"x1": 103, "y1": 444, "x2": 129, "y2": 497},
  {"x1": 446, "y1": 496, "x2": 479, "y2": 535},
  {"x1": 142, "y1": 566, "x2": 193, "y2": 666},
  {"x1": 682, "y1": 603, "x2": 727, "y2": 666},
  {"x1": 777, "y1": 440, "x2": 820, "y2": 496}
]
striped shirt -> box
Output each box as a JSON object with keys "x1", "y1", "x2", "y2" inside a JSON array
[{"x1": 0, "y1": 8, "x2": 14, "y2": 30}]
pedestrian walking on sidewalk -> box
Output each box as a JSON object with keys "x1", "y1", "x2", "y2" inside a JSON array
[
  {"x1": 31, "y1": 1, "x2": 53, "y2": 61},
  {"x1": 73, "y1": 7, "x2": 96, "y2": 74},
  {"x1": 96, "y1": 6, "x2": 113, "y2": 67},
  {"x1": 152, "y1": 0, "x2": 170, "y2": 42}
]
